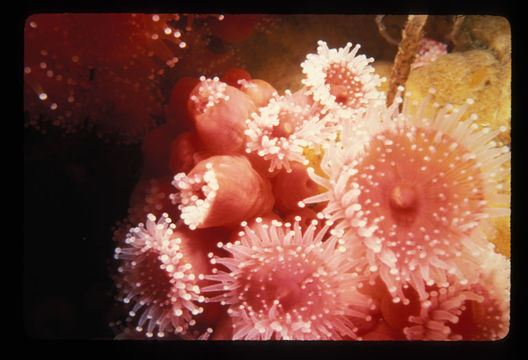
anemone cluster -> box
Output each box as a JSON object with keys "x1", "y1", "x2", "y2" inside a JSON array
[{"x1": 111, "y1": 39, "x2": 510, "y2": 341}]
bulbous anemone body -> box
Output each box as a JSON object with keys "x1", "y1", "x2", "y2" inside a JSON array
[
  {"x1": 171, "y1": 155, "x2": 274, "y2": 229},
  {"x1": 204, "y1": 218, "x2": 375, "y2": 340},
  {"x1": 272, "y1": 162, "x2": 319, "y2": 214},
  {"x1": 302, "y1": 92, "x2": 511, "y2": 303},
  {"x1": 188, "y1": 76, "x2": 256, "y2": 155},
  {"x1": 238, "y1": 78, "x2": 278, "y2": 108}
]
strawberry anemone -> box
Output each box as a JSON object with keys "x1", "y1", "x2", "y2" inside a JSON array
[
  {"x1": 301, "y1": 89, "x2": 511, "y2": 304},
  {"x1": 203, "y1": 217, "x2": 375, "y2": 340}
]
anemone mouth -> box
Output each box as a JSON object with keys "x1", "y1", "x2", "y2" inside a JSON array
[
  {"x1": 324, "y1": 64, "x2": 367, "y2": 110},
  {"x1": 270, "y1": 276, "x2": 305, "y2": 312},
  {"x1": 388, "y1": 183, "x2": 420, "y2": 227},
  {"x1": 334, "y1": 94, "x2": 349, "y2": 106},
  {"x1": 239, "y1": 249, "x2": 324, "y2": 315},
  {"x1": 270, "y1": 114, "x2": 296, "y2": 139},
  {"x1": 171, "y1": 166, "x2": 219, "y2": 230},
  {"x1": 132, "y1": 248, "x2": 173, "y2": 305}
]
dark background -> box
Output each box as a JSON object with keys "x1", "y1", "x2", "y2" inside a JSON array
[{"x1": 23, "y1": 124, "x2": 142, "y2": 339}]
